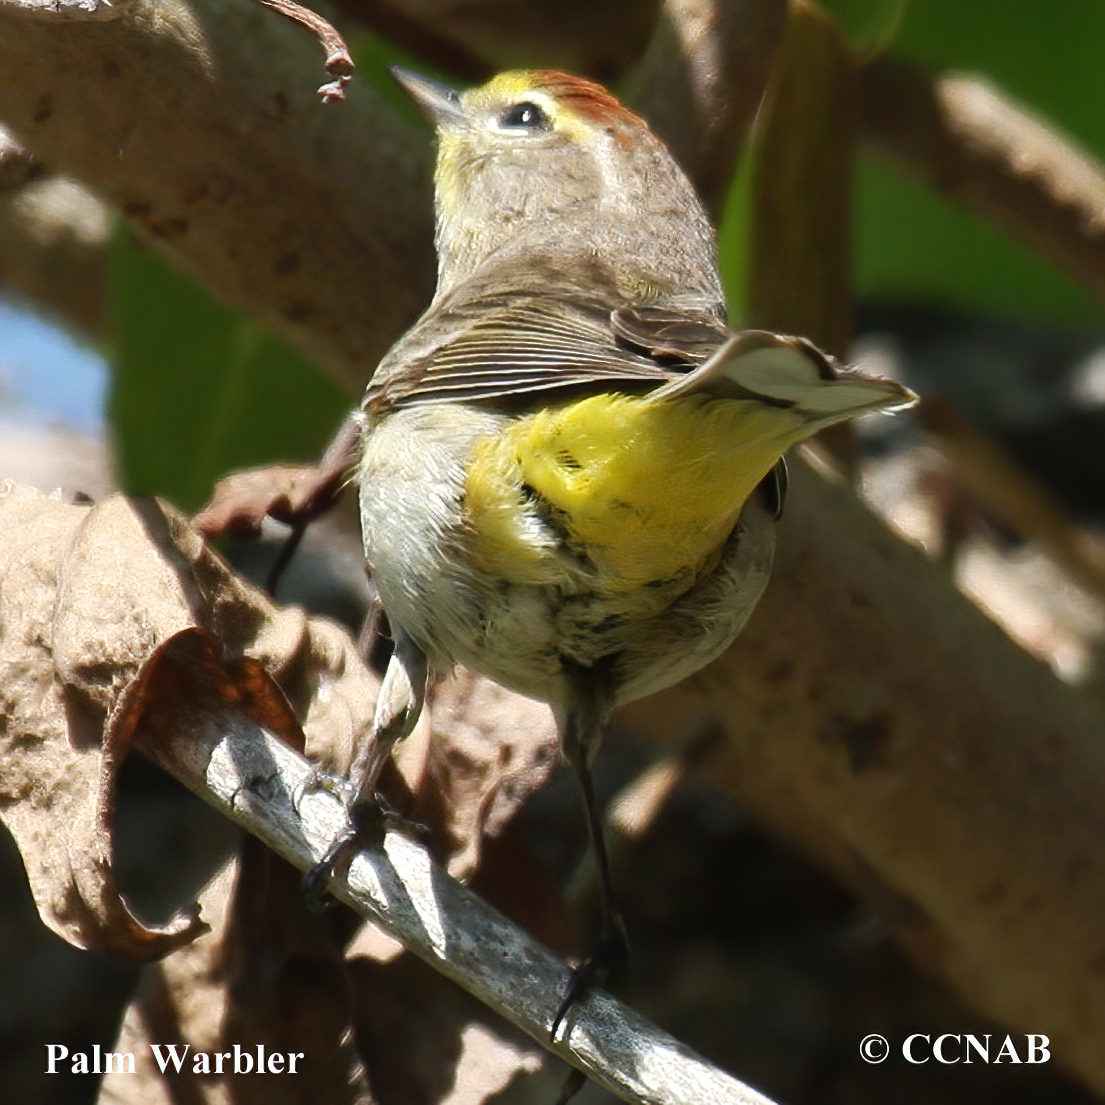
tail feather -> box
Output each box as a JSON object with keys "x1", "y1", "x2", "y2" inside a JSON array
[{"x1": 650, "y1": 329, "x2": 916, "y2": 428}]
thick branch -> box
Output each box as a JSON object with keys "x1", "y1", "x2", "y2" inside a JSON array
[
  {"x1": 338, "y1": 0, "x2": 656, "y2": 81},
  {"x1": 616, "y1": 458, "x2": 1105, "y2": 1093},
  {"x1": 139, "y1": 705, "x2": 779, "y2": 1105},
  {"x1": 0, "y1": 0, "x2": 436, "y2": 394},
  {"x1": 747, "y1": 0, "x2": 854, "y2": 356},
  {"x1": 2, "y1": 0, "x2": 127, "y2": 18},
  {"x1": 859, "y1": 55, "x2": 1105, "y2": 306},
  {"x1": 627, "y1": 0, "x2": 787, "y2": 218}
]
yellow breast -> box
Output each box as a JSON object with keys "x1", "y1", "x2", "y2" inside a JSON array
[{"x1": 463, "y1": 392, "x2": 809, "y2": 591}]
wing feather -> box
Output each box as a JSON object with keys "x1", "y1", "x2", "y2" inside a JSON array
[{"x1": 365, "y1": 294, "x2": 716, "y2": 411}]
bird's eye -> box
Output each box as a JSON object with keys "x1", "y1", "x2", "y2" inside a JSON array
[{"x1": 498, "y1": 101, "x2": 548, "y2": 130}]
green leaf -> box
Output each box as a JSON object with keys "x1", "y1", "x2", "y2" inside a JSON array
[
  {"x1": 819, "y1": 0, "x2": 909, "y2": 56},
  {"x1": 717, "y1": 150, "x2": 754, "y2": 322},
  {"x1": 855, "y1": 152, "x2": 1096, "y2": 322},
  {"x1": 851, "y1": 0, "x2": 1105, "y2": 323},
  {"x1": 721, "y1": 0, "x2": 1105, "y2": 326},
  {"x1": 108, "y1": 231, "x2": 349, "y2": 512},
  {"x1": 895, "y1": 0, "x2": 1105, "y2": 161}
]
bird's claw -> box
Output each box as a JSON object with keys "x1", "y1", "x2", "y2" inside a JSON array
[
  {"x1": 550, "y1": 918, "x2": 630, "y2": 1039},
  {"x1": 299, "y1": 783, "x2": 430, "y2": 912},
  {"x1": 293, "y1": 766, "x2": 359, "y2": 815},
  {"x1": 302, "y1": 824, "x2": 360, "y2": 912}
]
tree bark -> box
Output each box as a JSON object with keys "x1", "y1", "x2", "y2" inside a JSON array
[
  {"x1": 616, "y1": 457, "x2": 1105, "y2": 1091},
  {"x1": 0, "y1": 0, "x2": 436, "y2": 394}
]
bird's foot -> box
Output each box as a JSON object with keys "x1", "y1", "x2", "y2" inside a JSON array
[
  {"x1": 550, "y1": 915, "x2": 630, "y2": 1040},
  {"x1": 296, "y1": 770, "x2": 427, "y2": 911}
]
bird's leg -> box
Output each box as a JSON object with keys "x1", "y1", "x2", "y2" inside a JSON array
[
  {"x1": 551, "y1": 674, "x2": 628, "y2": 1038},
  {"x1": 301, "y1": 627, "x2": 428, "y2": 909}
]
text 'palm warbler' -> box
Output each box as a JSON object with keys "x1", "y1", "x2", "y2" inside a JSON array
[{"x1": 315, "y1": 65, "x2": 915, "y2": 1027}]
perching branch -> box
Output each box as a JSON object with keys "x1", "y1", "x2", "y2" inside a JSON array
[
  {"x1": 0, "y1": 483, "x2": 779, "y2": 1103},
  {"x1": 139, "y1": 704, "x2": 780, "y2": 1105}
]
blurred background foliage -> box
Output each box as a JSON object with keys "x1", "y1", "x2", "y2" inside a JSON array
[
  {"x1": 853, "y1": 0, "x2": 1105, "y2": 321},
  {"x1": 110, "y1": 233, "x2": 349, "y2": 510}
]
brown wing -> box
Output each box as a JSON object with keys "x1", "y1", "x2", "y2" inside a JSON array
[
  {"x1": 609, "y1": 304, "x2": 731, "y2": 362},
  {"x1": 363, "y1": 287, "x2": 731, "y2": 415}
]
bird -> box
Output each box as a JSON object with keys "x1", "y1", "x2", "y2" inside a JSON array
[{"x1": 306, "y1": 65, "x2": 915, "y2": 1031}]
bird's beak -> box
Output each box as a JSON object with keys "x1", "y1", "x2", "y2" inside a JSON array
[{"x1": 390, "y1": 67, "x2": 466, "y2": 129}]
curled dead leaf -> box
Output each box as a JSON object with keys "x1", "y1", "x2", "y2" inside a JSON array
[
  {"x1": 0, "y1": 484, "x2": 374, "y2": 958},
  {"x1": 0, "y1": 480, "x2": 563, "y2": 972}
]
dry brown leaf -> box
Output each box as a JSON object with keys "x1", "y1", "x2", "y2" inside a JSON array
[
  {"x1": 346, "y1": 950, "x2": 557, "y2": 1105},
  {"x1": 194, "y1": 464, "x2": 345, "y2": 539},
  {"x1": 0, "y1": 480, "x2": 579, "y2": 1102},
  {"x1": 0, "y1": 475, "x2": 567, "y2": 961},
  {"x1": 0, "y1": 483, "x2": 375, "y2": 958},
  {"x1": 193, "y1": 414, "x2": 361, "y2": 542},
  {"x1": 0, "y1": 485, "x2": 204, "y2": 957},
  {"x1": 419, "y1": 669, "x2": 559, "y2": 883}
]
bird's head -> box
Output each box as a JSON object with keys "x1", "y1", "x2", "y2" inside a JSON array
[{"x1": 392, "y1": 67, "x2": 722, "y2": 306}]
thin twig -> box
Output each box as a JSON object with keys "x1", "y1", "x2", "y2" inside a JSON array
[
  {"x1": 249, "y1": 0, "x2": 355, "y2": 100},
  {"x1": 139, "y1": 707, "x2": 780, "y2": 1105},
  {"x1": 747, "y1": 0, "x2": 855, "y2": 358}
]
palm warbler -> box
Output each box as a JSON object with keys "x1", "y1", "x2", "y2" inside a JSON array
[{"x1": 310, "y1": 66, "x2": 914, "y2": 1027}]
